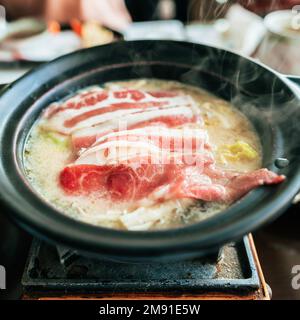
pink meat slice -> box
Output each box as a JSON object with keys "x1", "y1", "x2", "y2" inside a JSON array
[
  {"x1": 59, "y1": 164, "x2": 173, "y2": 201},
  {"x1": 46, "y1": 89, "x2": 170, "y2": 117},
  {"x1": 71, "y1": 113, "x2": 198, "y2": 151},
  {"x1": 45, "y1": 89, "x2": 109, "y2": 118},
  {"x1": 63, "y1": 101, "x2": 169, "y2": 128},
  {"x1": 85, "y1": 127, "x2": 210, "y2": 157},
  {"x1": 73, "y1": 127, "x2": 214, "y2": 172},
  {"x1": 43, "y1": 88, "x2": 200, "y2": 151},
  {"x1": 55, "y1": 89, "x2": 285, "y2": 204},
  {"x1": 169, "y1": 166, "x2": 285, "y2": 202},
  {"x1": 59, "y1": 163, "x2": 285, "y2": 203}
]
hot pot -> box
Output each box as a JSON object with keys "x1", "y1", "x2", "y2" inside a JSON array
[{"x1": 0, "y1": 40, "x2": 299, "y2": 262}]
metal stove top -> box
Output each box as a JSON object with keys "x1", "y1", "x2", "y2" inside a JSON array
[{"x1": 21, "y1": 236, "x2": 265, "y2": 299}]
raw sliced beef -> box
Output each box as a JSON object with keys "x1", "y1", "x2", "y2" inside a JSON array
[
  {"x1": 75, "y1": 127, "x2": 212, "y2": 166},
  {"x1": 59, "y1": 126, "x2": 285, "y2": 203},
  {"x1": 55, "y1": 87, "x2": 285, "y2": 205},
  {"x1": 60, "y1": 164, "x2": 173, "y2": 201},
  {"x1": 72, "y1": 110, "x2": 198, "y2": 151},
  {"x1": 42, "y1": 88, "x2": 201, "y2": 151},
  {"x1": 59, "y1": 163, "x2": 285, "y2": 203},
  {"x1": 168, "y1": 166, "x2": 285, "y2": 202},
  {"x1": 90, "y1": 127, "x2": 210, "y2": 151}
]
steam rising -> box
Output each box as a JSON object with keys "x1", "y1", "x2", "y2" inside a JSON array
[{"x1": 186, "y1": 0, "x2": 291, "y2": 22}]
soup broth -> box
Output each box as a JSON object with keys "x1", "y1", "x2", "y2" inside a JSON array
[{"x1": 24, "y1": 79, "x2": 262, "y2": 231}]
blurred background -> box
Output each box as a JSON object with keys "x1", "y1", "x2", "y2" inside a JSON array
[
  {"x1": 0, "y1": 0, "x2": 300, "y2": 82},
  {"x1": 0, "y1": 0, "x2": 300, "y2": 300}
]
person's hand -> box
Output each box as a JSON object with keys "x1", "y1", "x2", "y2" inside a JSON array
[{"x1": 80, "y1": 0, "x2": 132, "y2": 31}]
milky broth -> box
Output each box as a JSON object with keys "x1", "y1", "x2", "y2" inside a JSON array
[{"x1": 24, "y1": 80, "x2": 262, "y2": 231}]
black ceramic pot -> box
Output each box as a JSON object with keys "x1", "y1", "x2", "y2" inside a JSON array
[{"x1": 0, "y1": 40, "x2": 299, "y2": 262}]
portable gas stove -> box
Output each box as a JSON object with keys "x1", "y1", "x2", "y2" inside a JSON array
[{"x1": 19, "y1": 235, "x2": 269, "y2": 300}]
